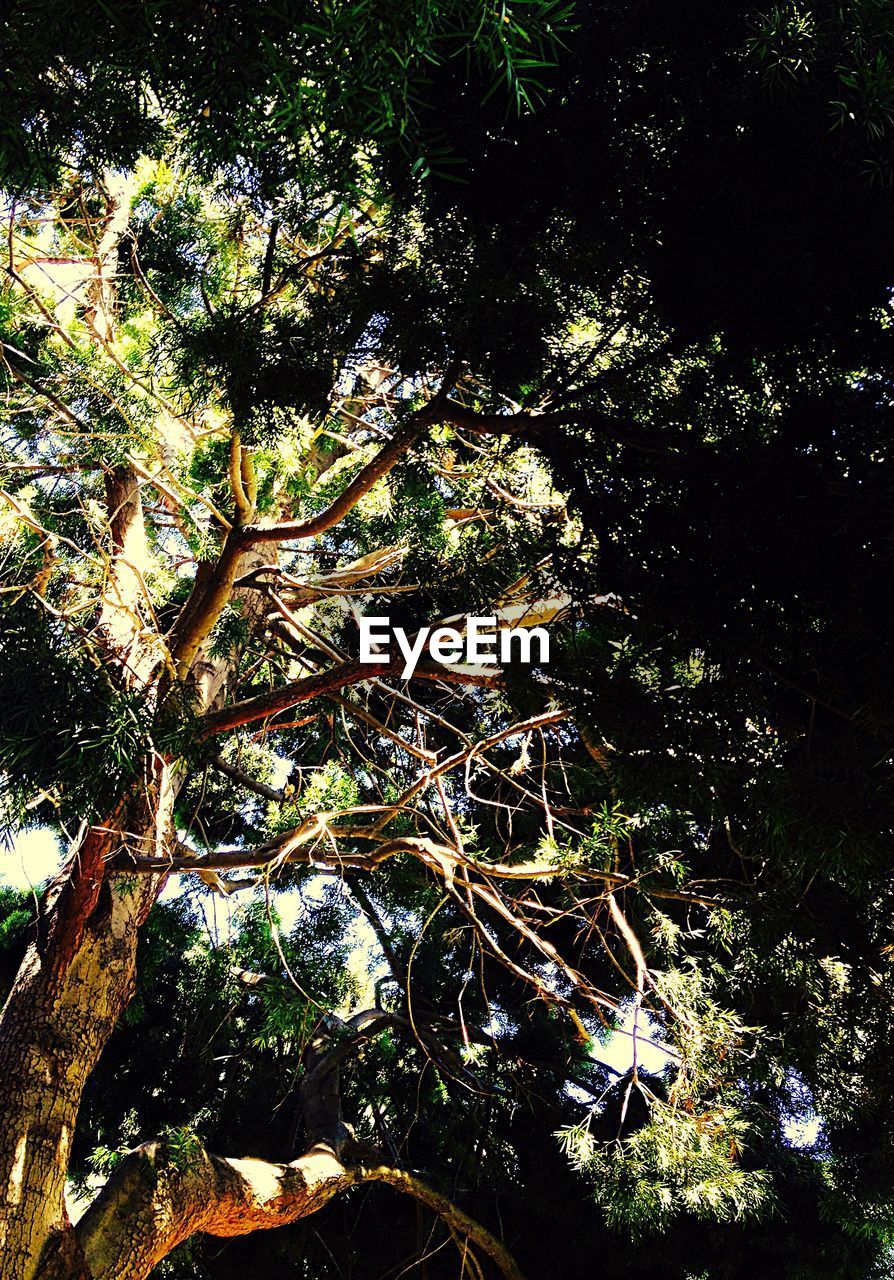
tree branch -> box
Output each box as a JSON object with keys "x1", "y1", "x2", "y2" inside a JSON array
[
  {"x1": 237, "y1": 419, "x2": 426, "y2": 545},
  {"x1": 75, "y1": 1141, "x2": 356, "y2": 1280},
  {"x1": 200, "y1": 660, "x2": 501, "y2": 737},
  {"x1": 434, "y1": 398, "x2": 680, "y2": 454},
  {"x1": 75, "y1": 1140, "x2": 525, "y2": 1280},
  {"x1": 200, "y1": 659, "x2": 395, "y2": 735},
  {"x1": 207, "y1": 754, "x2": 285, "y2": 802},
  {"x1": 234, "y1": 365, "x2": 511, "y2": 549},
  {"x1": 115, "y1": 828, "x2": 731, "y2": 906},
  {"x1": 168, "y1": 523, "x2": 248, "y2": 680},
  {"x1": 327, "y1": 691, "x2": 437, "y2": 763}
]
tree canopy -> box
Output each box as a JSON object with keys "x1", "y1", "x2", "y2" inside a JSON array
[{"x1": 1, "y1": 4, "x2": 894, "y2": 1279}]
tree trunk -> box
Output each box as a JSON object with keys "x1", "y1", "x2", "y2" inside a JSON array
[
  {"x1": 0, "y1": 765, "x2": 174, "y2": 1280},
  {"x1": 0, "y1": 523, "x2": 281, "y2": 1276}
]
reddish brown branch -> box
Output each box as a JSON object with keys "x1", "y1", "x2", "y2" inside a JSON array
[
  {"x1": 75, "y1": 1140, "x2": 525, "y2": 1280},
  {"x1": 201, "y1": 660, "x2": 395, "y2": 736},
  {"x1": 200, "y1": 660, "x2": 501, "y2": 737}
]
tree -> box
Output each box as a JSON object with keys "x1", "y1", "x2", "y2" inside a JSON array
[
  {"x1": 0, "y1": 153, "x2": 758, "y2": 1275},
  {"x1": 2, "y1": 4, "x2": 894, "y2": 1279}
]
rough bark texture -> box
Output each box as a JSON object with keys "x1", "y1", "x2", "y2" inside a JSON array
[
  {"x1": 0, "y1": 504, "x2": 528, "y2": 1278},
  {"x1": 73, "y1": 1140, "x2": 526, "y2": 1280},
  {"x1": 0, "y1": 776, "x2": 173, "y2": 1280},
  {"x1": 76, "y1": 1143, "x2": 358, "y2": 1280},
  {"x1": 0, "y1": 526, "x2": 274, "y2": 1276}
]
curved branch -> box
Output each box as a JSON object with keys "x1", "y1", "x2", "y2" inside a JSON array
[
  {"x1": 76, "y1": 1142, "x2": 356, "y2": 1280},
  {"x1": 168, "y1": 524, "x2": 247, "y2": 679},
  {"x1": 238, "y1": 419, "x2": 425, "y2": 545},
  {"x1": 362, "y1": 1165, "x2": 525, "y2": 1280},
  {"x1": 435, "y1": 398, "x2": 679, "y2": 454},
  {"x1": 207, "y1": 754, "x2": 285, "y2": 802},
  {"x1": 75, "y1": 1141, "x2": 525, "y2": 1280},
  {"x1": 327, "y1": 691, "x2": 437, "y2": 762},
  {"x1": 368, "y1": 708, "x2": 569, "y2": 823}
]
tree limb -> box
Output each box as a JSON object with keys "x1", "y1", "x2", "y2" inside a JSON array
[
  {"x1": 237, "y1": 419, "x2": 426, "y2": 545},
  {"x1": 200, "y1": 660, "x2": 501, "y2": 737},
  {"x1": 115, "y1": 828, "x2": 732, "y2": 906},
  {"x1": 207, "y1": 754, "x2": 285, "y2": 802},
  {"x1": 75, "y1": 1140, "x2": 526, "y2": 1280},
  {"x1": 434, "y1": 398, "x2": 680, "y2": 454},
  {"x1": 200, "y1": 659, "x2": 396, "y2": 735}
]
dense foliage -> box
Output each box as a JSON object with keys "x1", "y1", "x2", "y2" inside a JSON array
[{"x1": 1, "y1": 3, "x2": 894, "y2": 1278}]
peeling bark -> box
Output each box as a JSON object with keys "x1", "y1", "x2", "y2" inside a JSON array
[
  {"x1": 0, "y1": 513, "x2": 291, "y2": 1275},
  {"x1": 98, "y1": 465, "x2": 158, "y2": 679}
]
